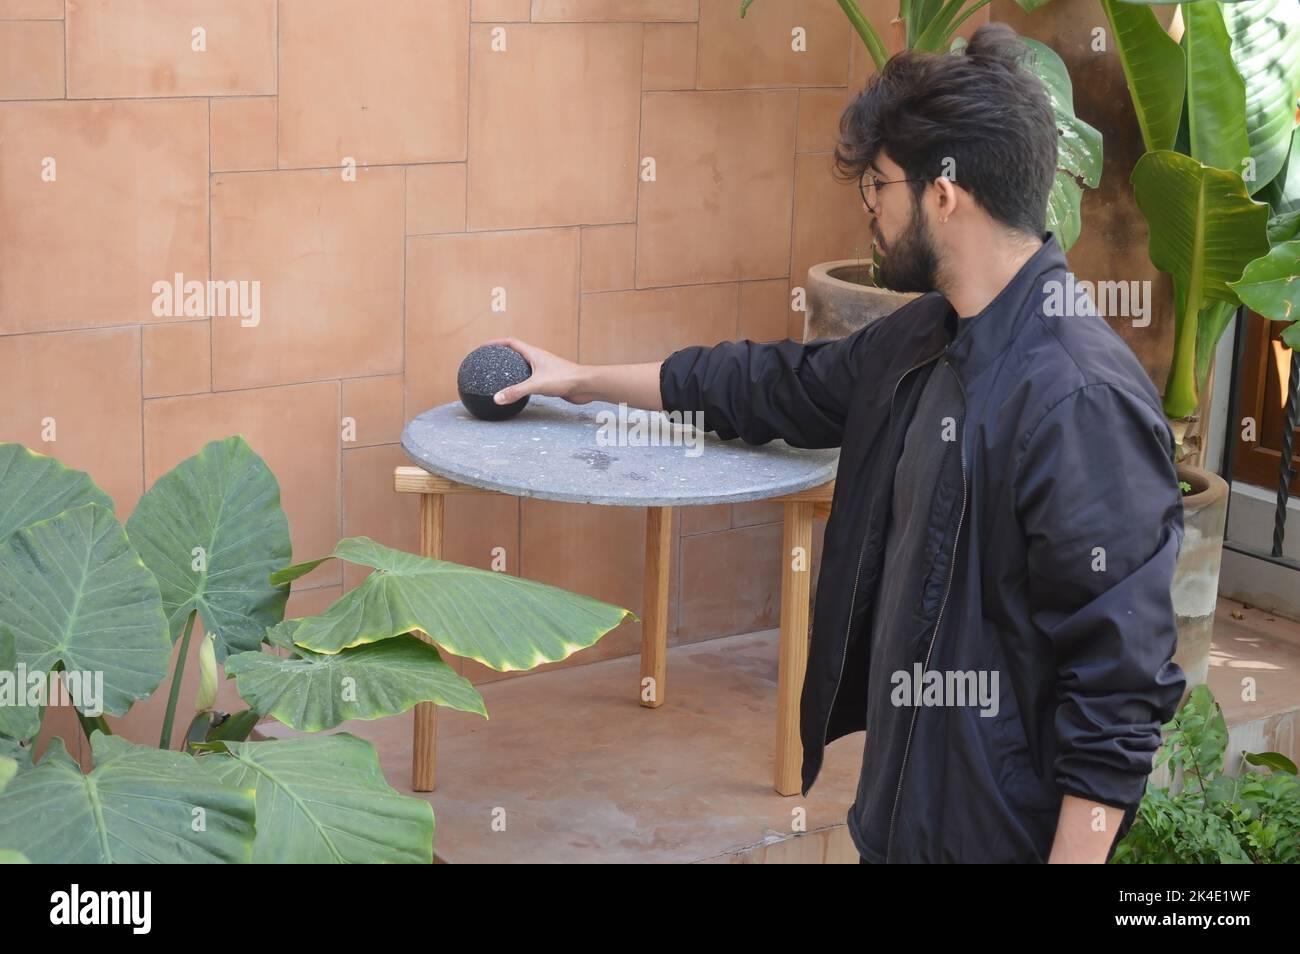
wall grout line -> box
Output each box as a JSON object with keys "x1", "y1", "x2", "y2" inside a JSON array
[
  {"x1": 207, "y1": 96, "x2": 214, "y2": 392},
  {"x1": 273, "y1": 0, "x2": 280, "y2": 163},
  {"x1": 0, "y1": 270, "x2": 794, "y2": 344},
  {"x1": 2, "y1": 82, "x2": 836, "y2": 107}
]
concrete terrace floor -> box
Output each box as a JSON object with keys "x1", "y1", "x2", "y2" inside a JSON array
[{"x1": 259, "y1": 596, "x2": 1300, "y2": 864}]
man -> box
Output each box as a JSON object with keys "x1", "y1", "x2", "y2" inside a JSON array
[{"x1": 485, "y1": 22, "x2": 1187, "y2": 863}]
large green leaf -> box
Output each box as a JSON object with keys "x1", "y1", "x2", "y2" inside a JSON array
[
  {"x1": 1269, "y1": 209, "x2": 1300, "y2": 244},
  {"x1": 1132, "y1": 150, "x2": 1272, "y2": 417},
  {"x1": 0, "y1": 504, "x2": 171, "y2": 718},
  {"x1": 1046, "y1": 169, "x2": 1085, "y2": 252},
  {"x1": 1100, "y1": 0, "x2": 1185, "y2": 152},
  {"x1": 1223, "y1": 0, "x2": 1300, "y2": 192},
  {"x1": 1260, "y1": 126, "x2": 1300, "y2": 216},
  {"x1": 225, "y1": 625, "x2": 487, "y2": 731},
  {"x1": 1192, "y1": 299, "x2": 1239, "y2": 398},
  {"x1": 197, "y1": 734, "x2": 434, "y2": 863},
  {"x1": 0, "y1": 443, "x2": 113, "y2": 543},
  {"x1": 271, "y1": 537, "x2": 636, "y2": 666},
  {"x1": 1020, "y1": 38, "x2": 1104, "y2": 251},
  {"x1": 1184, "y1": 0, "x2": 1251, "y2": 175},
  {"x1": 0, "y1": 734, "x2": 256, "y2": 863},
  {"x1": 0, "y1": 755, "x2": 27, "y2": 864},
  {"x1": 0, "y1": 629, "x2": 39, "y2": 743},
  {"x1": 1229, "y1": 239, "x2": 1300, "y2": 324},
  {"x1": 126, "y1": 437, "x2": 292, "y2": 661},
  {"x1": 0, "y1": 735, "x2": 32, "y2": 772}
]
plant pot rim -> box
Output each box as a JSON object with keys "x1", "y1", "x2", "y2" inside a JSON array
[
  {"x1": 1177, "y1": 462, "x2": 1228, "y2": 511},
  {"x1": 807, "y1": 259, "x2": 921, "y2": 299}
]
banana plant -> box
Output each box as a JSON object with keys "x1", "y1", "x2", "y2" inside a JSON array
[
  {"x1": 1132, "y1": 151, "x2": 1272, "y2": 419},
  {"x1": 0, "y1": 438, "x2": 635, "y2": 863},
  {"x1": 740, "y1": 0, "x2": 1102, "y2": 251},
  {"x1": 1101, "y1": 0, "x2": 1300, "y2": 428}
]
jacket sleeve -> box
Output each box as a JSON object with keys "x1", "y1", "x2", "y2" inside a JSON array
[
  {"x1": 657, "y1": 326, "x2": 877, "y2": 449},
  {"x1": 1013, "y1": 382, "x2": 1188, "y2": 810}
]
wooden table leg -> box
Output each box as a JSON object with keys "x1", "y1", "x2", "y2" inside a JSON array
[
  {"x1": 412, "y1": 491, "x2": 445, "y2": 792},
  {"x1": 640, "y1": 506, "x2": 671, "y2": 708},
  {"x1": 775, "y1": 499, "x2": 814, "y2": 795}
]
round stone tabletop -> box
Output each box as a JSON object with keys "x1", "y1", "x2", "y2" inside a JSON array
[{"x1": 401, "y1": 395, "x2": 840, "y2": 507}]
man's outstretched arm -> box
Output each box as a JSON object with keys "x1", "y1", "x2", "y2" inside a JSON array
[
  {"x1": 484, "y1": 336, "x2": 664, "y2": 411},
  {"x1": 482, "y1": 325, "x2": 879, "y2": 449}
]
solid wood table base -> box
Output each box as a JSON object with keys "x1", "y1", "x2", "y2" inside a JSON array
[{"x1": 393, "y1": 465, "x2": 833, "y2": 796}]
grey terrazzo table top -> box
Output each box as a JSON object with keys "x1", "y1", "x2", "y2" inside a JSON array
[{"x1": 401, "y1": 395, "x2": 840, "y2": 507}]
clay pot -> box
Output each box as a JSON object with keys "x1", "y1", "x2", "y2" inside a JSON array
[{"x1": 803, "y1": 260, "x2": 920, "y2": 342}]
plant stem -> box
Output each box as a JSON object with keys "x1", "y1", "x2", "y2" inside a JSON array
[
  {"x1": 74, "y1": 708, "x2": 112, "y2": 743},
  {"x1": 935, "y1": 0, "x2": 991, "y2": 49},
  {"x1": 913, "y1": 0, "x2": 974, "y2": 52},
  {"x1": 1163, "y1": 293, "x2": 1201, "y2": 419},
  {"x1": 837, "y1": 0, "x2": 890, "y2": 71},
  {"x1": 159, "y1": 610, "x2": 197, "y2": 750}
]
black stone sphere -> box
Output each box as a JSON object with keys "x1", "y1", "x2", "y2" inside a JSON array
[{"x1": 457, "y1": 344, "x2": 533, "y2": 421}]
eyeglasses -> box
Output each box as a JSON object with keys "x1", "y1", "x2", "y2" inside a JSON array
[{"x1": 858, "y1": 172, "x2": 931, "y2": 215}]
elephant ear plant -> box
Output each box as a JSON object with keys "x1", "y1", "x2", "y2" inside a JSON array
[
  {"x1": 1101, "y1": 0, "x2": 1300, "y2": 452},
  {"x1": 742, "y1": 0, "x2": 1103, "y2": 250},
  {"x1": 0, "y1": 437, "x2": 634, "y2": 863}
]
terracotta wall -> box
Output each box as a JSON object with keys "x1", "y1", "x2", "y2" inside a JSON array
[{"x1": 4, "y1": 0, "x2": 977, "y2": 753}]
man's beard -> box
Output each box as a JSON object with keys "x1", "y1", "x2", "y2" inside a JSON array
[{"x1": 874, "y1": 201, "x2": 940, "y2": 294}]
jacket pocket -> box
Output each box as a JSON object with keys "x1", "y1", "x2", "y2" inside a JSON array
[{"x1": 987, "y1": 684, "x2": 1060, "y2": 818}]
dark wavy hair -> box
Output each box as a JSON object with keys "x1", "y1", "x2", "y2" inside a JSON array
[{"x1": 833, "y1": 23, "x2": 1058, "y2": 237}]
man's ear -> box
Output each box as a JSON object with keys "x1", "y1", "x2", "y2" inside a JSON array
[{"x1": 932, "y1": 176, "x2": 960, "y2": 224}]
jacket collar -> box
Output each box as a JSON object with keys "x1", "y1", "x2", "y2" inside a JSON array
[{"x1": 942, "y1": 231, "x2": 1067, "y2": 385}]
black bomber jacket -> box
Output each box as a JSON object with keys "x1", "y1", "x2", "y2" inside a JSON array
[{"x1": 657, "y1": 234, "x2": 1187, "y2": 862}]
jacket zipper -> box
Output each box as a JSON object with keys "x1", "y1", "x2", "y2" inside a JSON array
[
  {"x1": 884, "y1": 359, "x2": 970, "y2": 862},
  {"x1": 816, "y1": 346, "x2": 950, "y2": 773}
]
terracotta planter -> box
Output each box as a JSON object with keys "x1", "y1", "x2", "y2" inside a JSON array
[
  {"x1": 802, "y1": 260, "x2": 920, "y2": 342},
  {"x1": 1171, "y1": 463, "x2": 1228, "y2": 694}
]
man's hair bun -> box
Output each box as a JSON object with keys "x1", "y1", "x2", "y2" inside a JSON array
[{"x1": 962, "y1": 22, "x2": 1030, "y2": 70}]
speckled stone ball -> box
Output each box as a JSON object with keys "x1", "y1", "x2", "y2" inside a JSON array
[{"x1": 457, "y1": 344, "x2": 533, "y2": 421}]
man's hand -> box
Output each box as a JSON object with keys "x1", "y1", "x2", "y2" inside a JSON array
[
  {"x1": 480, "y1": 337, "x2": 665, "y2": 411},
  {"x1": 1047, "y1": 794, "x2": 1123, "y2": 863},
  {"x1": 482, "y1": 337, "x2": 586, "y2": 404}
]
